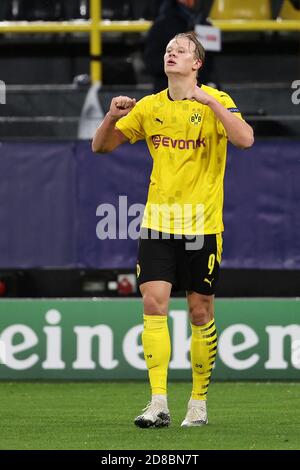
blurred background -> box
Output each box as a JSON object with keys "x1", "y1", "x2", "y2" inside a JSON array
[{"x1": 0, "y1": 0, "x2": 299, "y2": 299}]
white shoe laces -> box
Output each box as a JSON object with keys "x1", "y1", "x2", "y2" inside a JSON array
[
  {"x1": 142, "y1": 401, "x2": 152, "y2": 413},
  {"x1": 141, "y1": 400, "x2": 167, "y2": 418},
  {"x1": 186, "y1": 402, "x2": 207, "y2": 422}
]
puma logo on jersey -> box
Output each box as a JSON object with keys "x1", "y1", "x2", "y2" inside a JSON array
[
  {"x1": 204, "y1": 278, "x2": 214, "y2": 287},
  {"x1": 155, "y1": 118, "x2": 163, "y2": 124}
]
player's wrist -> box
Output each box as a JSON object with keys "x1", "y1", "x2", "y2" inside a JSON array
[
  {"x1": 204, "y1": 95, "x2": 215, "y2": 106},
  {"x1": 205, "y1": 96, "x2": 218, "y2": 108},
  {"x1": 106, "y1": 111, "x2": 120, "y2": 122}
]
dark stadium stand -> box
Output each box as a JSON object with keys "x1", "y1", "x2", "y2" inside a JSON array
[
  {"x1": 0, "y1": 268, "x2": 299, "y2": 298},
  {"x1": 0, "y1": 0, "x2": 147, "y2": 21},
  {"x1": 1, "y1": 80, "x2": 299, "y2": 139},
  {"x1": 0, "y1": 0, "x2": 65, "y2": 21}
]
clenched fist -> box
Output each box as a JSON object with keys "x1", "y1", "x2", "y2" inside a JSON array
[
  {"x1": 185, "y1": 86, "x2": 212, "y2": 105},
  {"x1": 109, "y1": 96, "x2": 136, "y2": 119}
]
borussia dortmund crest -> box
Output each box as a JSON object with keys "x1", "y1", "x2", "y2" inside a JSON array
[{"x1": 190, "y1": 113, "x2": 202, "y2": 125}]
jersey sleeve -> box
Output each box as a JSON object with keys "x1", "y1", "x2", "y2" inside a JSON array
[
  {"x1": 216, "y1": 92, "x2": 244, "y2": 136},
  {"x1": 115, "y1": 98, "x2": 146, "y2": 144}
]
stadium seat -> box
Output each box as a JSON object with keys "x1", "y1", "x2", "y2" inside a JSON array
[
  {"x1": 64, "y1": 0, "x2": 89, "y2": 20},
  {"x1": 131, "y1": 0, "x2": 161, "y2": 20},
  {"x1": 59, "y1": 0, "x2": 134, "y2": 21},
  {"x1": 279, "y1": 0, "x2": 300, "y2": 19},
  {"x1": 0, "y1": 1, "x2": 13, "y2": 20},
  {"x1": 14, "y1": 0, "x2": 65, "y2": 21},
  {"x1": 102, "y1": 0, "x2": 133, "y2": 20},
  {"x1": 209, "y1": 0, "x2": 272, "y2": 20},
  {"x1": 0, "y1": 0, "x2": 135, "y2": 21}
]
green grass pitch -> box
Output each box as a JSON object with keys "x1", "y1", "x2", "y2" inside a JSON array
[{"x1": 0, "y1": 381, "x2": 299, "y2": 450}]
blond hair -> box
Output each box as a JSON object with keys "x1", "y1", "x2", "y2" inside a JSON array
[{"x1": 174, "y1": 31, "x2": 205, "y2": 64}]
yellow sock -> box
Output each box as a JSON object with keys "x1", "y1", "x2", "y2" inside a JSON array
[
  {"x1": 142, "y1": 314, "x2": 171, "y2": 396},
  {"x1": 190, "y1": 319, "x2": 217, "y2": 401}
]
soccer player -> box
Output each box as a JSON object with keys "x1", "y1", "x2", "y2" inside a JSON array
[{"x1": 92, "y1": 32, "x2": 254, "y2": 428}]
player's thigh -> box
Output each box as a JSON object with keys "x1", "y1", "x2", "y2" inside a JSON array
[
  {"x1": 137, "y1": 230, "x2": 176, "y2": 290},
  {"x1": 186, "y1": 233, "x2": 222, "y2": 296}
]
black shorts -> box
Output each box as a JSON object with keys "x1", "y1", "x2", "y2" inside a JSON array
[{"x1": 136, "y1": 229, "x2": 223, "y2": 295}]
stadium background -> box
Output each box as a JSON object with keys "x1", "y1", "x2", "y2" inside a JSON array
[{"x1": 0, "y1": 0, "x2": 299, "y2": 450}]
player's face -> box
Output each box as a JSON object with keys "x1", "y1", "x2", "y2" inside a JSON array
[{"x1": 164, "y1": 37, "x2": 201, "y2": 77}]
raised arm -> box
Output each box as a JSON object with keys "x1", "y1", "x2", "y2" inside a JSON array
[
  {"x1": 186, "y1": 86, "x2": 254, "y2": 149},
  {"x1": 206, "y1": 98, "x2": 254, "y2": 149},
  {"x1": 92, "y1": 96, "x2": 136, "y2": 153}
]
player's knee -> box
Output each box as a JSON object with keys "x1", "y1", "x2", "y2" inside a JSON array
[
  {"x1": 142, "y1": 293, "x2": 166, "y2": 315},
  {"x1": 189, "y1": 304, "x2": 211, "y2": 325}
]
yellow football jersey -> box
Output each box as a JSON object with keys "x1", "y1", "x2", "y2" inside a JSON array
[{"x1": 115, "y1": 84, "x2": 244, "y2": 235}]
